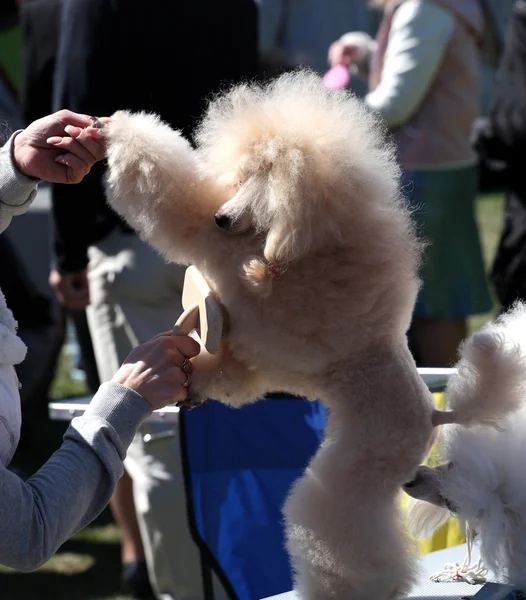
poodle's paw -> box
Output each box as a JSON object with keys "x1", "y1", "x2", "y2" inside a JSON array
[
  {"x1": 185, "y1": 352, "x2": 224, "y2": 404},
  {"x1": 176, "y1": 396, "x2": 208, "y2": 411},
  {"x1": 185, "y1": 347, "x2": 265, "y2": 408},
  {"x1": 105, "y1": 110, "x2": 196, "y2": 174},
  {"x1": 188, "y1": 367, "x2": 238, "y2": 407}
]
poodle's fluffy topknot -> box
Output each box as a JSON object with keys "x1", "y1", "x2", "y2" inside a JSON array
[
  {"x1": 196, "y1": 71, "x2": 420, "y2": 290},
  {"x1": 196, "y1": 70, "x2": 400, "y2": 205}
]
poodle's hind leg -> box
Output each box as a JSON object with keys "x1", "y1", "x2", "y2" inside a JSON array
[
  {"x1": 343, "y1": 503, "x2": 417, "y2": 600},
  {"x1": 290, "y1": 525, "x2": 416, "y2": 600},
  {"x1": 294, "y1": 563, "x2": 415, "y2": 600},
  {"x1": 286, "y1": 477, "x2": 417, "y2": 600}
]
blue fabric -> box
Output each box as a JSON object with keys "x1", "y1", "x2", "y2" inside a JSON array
[{"x1": 182, "y1": 397, "x2": 327, "y2": 600}]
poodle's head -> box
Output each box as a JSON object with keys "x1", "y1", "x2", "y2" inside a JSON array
[
  {"x1": 195, "y1": 70, "x2": 412, "y2": 291},
  {"x1": 403, "y1": 463, "x2": 459, "y2": 540},
  {"x1": 404, "y1": 464, "x2": 456, "y2": 510}
]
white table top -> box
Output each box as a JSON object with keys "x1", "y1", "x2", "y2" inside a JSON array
[
  {"x1": 48, "y1": 395, "x2": 180, "y2": 424},
  {"x1": 48, "y1": 368, "x2": 457, "y2": 425},
  {"x1": 261, "y1": 544, "x2": 500, "y2": 600}
]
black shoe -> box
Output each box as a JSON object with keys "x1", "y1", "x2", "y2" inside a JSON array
[{"x1": 121, "y1": 559, "x2": 156, "y2": 600}]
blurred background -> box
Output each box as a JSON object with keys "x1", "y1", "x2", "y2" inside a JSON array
[{"x1": 0, "y1": 0, "x2": 519, "y2": 598}]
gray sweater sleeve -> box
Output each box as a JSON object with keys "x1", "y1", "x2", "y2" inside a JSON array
[
  {"x1": 0, "y1": 132, "x2": 40, "y2": 234},
  {"x1": 0, "y1": 382, "x2": 153, "y2": 571}
]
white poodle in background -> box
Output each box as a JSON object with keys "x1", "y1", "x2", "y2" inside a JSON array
[
  {"x1": 99, "y1": 71, "x2": 526, "y2": 599},
  {"x1": 404, "y1": 302, "x2": 526, "y2": 590}
]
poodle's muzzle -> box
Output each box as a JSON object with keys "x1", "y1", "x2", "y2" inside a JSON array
[
  {"x1": 215, "y1": 212, "x2": 237, "y2": 233},
  {"x1": 214, "y1": 209, "x2": 252, "y2": 234},
  {"x1": 403, "y1": 463, "x2": 457, "y2": 511}
]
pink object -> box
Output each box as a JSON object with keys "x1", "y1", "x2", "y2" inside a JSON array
[{"x1": 323, "y1": 65, "x2": 351, "y2": 90}]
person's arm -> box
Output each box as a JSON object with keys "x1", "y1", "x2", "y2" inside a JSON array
[
  {"x1": 473, "y1": 2, "x2": 526, "y2": 166},
  {"x1": 328, "y1": 31, "x2": 377, "y2": 79},
  {"x1": 0, "y1": 382, "x2": 151, "y2": 571},
  {"x1": 0, "y1": 132, "x2": 39, "y2": 233},
  {"x1": 51, "y1": 0, "x2": 119, "y2": 274},
  {"x1": 0, "y1": 332, "x2": 198, "y2": 571},
  {"x1": 365, "y1": 0, "x2": 455, "y2": 128}
]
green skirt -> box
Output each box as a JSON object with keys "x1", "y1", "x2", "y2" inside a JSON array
[{"x1": 402, "y1": 166, "x2": 493, "y2": 319}]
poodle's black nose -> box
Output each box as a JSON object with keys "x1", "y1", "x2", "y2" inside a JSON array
[
  {"x1": 215, "y1": 212, "x2": 234, "y2": 231},
  {"x1": 403, "y1": 472, "x2": 423, "y2": 489}
]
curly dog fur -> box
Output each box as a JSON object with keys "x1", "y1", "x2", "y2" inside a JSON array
[
  {"x1": 102, "y1": 71, "x2": 520, "y2": 599},
  {"x1": 405, "y1": 302, "x2": 526, "y2": 588}
]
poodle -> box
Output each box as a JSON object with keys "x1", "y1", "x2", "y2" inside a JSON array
[
  {"x1": 101, "y1": 71, "x2": 524, "y2": 599},
  {"x1": 404, "y1": 302, "x2": 526, "y2": 590}
]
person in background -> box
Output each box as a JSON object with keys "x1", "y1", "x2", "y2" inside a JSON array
[
  {"x1": 0, "y1": 109, "x2": 200, "y2": 570},
  {"x1": 15, "y1": 0, "x2": 102, "y2": 473},
  {"x1": 49, "y1": 1, "x2": 258, "y2": 598},
  {"x1": 328, "y1": 0, "x2": 493, "y2": 367},
  {"x1": 257, "y1": 0, "x2": 378, "y2": 96},
  {"x1": 478, "y1": 0, "x2": 515, "y2": 116},
  {"x1": 474, "y1": 0, "x2": 526, "y2": 313}
]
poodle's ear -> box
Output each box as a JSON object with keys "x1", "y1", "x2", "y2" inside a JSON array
[
  {"x1": 242, "y1": 188, "x2": 312, "y2": 295},
  {"x1": 264, "y1": 220, "x2": 304, "y2": 266},
  {"x1": 242, "y1": 143, "x2": 340, "y2": 293},
  {"x1": 405, "y1": 497, "x2": 450, "y2": 540}
]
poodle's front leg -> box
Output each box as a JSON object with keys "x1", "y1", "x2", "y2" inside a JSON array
[
  {"x1": 104, "y1": 111, "x2": 219, "y2": 266},
  {"x1": 188, "y1": 344, "x2": 267, "y2": 408}
]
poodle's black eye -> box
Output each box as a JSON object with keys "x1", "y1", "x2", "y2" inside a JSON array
[{"x1": 238, "y1": 180, "x2": 243, "y2": 187}]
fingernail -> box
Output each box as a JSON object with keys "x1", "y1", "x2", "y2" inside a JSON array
[
  {"x1": 86, "y1": 127, "x2": 102, "y2": 138},
  {"x1": 55, "y1": 155, "x2": 69, "y2": 165},
  {"x1": 47, "y1": 136, "x2": 62, "y2": 145},
  {"x1": 65, "y1": 125, "x2": 82, "y2": 137}
]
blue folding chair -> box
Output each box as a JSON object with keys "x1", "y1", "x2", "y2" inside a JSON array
[{"x1": 179, "y1": 396, "x2": 327, "y2": 600}]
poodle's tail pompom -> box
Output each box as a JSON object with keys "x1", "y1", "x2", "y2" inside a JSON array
[
  {"x1": 406, "y1": 497, "x2": 450, "y2": 540},
  {"x1": 444, "y1": 302, "x2": 526, "y2": 428},
  {"x1": 242, "y1": 257, "x2": 274, "y2": 296}
]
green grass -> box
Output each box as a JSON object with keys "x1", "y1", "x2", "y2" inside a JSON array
[
  {"x1": 0, "y1": 191, "x2": 506, "y2": 598},
  {"x1": 50, "y1": 352, "x2": 90, "y2": 401},
  {"x1": 468, "y1": 191, "x2": 505, "y2": 334}
]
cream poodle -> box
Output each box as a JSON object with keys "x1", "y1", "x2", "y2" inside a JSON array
[
  {"x1": 404, "y1": 302, "x2": 526, "y2": 590},
  {"x1": 101, "y1": 71, "x2": 523, "y2": 599}
]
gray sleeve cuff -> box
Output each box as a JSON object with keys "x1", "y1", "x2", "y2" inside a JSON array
[
  {"x1": 0, "y1": 131, "x2": 40, "y2": 208},
  {"x1": 83, "y1": 382, "x2": 153, "y2": 450}
]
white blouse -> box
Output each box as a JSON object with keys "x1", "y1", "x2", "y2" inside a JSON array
[{"x1": 0, "y1": 287, "x2": 27, "y2": 466}]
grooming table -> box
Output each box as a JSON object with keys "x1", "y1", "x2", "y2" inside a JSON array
[
  {"x1": 261, "y1": 544, "x2": 521, "y2": 600},
  {"x1": 48, "y1": 368, "x2": 457, "y2": 424},
  {"x1": 48, "y1": 394, "x2": 180, "y2": 424},
  {"x1": 418, "y1": 367, "x2": 456, "y2": 392}
]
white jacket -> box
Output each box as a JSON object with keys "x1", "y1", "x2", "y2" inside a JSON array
[
  {"x1": 0, "y1": 287, "x2": 26, "y2": 466},
  {"x1": 0, "y1": 133, "x2": 35, "y2": 465}
]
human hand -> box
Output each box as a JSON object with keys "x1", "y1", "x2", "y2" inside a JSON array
[
  {"x1": 49, "y1": 269, "x2": 90, "y2": 310},
  {"x1": 112, "y1": 332, "x2": 201, "y2": 410},
  {"x1": 328, "y1": 41, "x2": 361, "y2": 68},
  {"x1": 13, "y1": 110, "x2": 109, "y2": 184}
]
